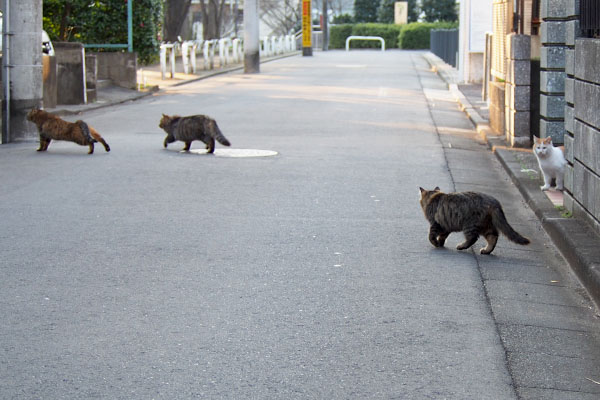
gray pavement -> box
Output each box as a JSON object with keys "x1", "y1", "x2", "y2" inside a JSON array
[{"x1": 2, "y1": 50, "x2": 600, "y2": 399}]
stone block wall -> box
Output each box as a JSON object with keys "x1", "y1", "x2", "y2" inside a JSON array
[
  {"x1": 564, "y1": 38, "x2": 600, "y2": 234},
  {"x1": 505, "y1": 34, "x2": 531, "y2": 147},
  {"x1": 540, "y1": 0, "x2": 572, "y2": 144}
]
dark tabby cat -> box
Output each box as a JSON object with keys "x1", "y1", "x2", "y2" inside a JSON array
[
  {"x1": 27, "y1": 109, "x2": 110, "y2": 154},
  {"x1": 159, "y1": 114, "x2": 231, "y2": 153},
  {"x1": 419, "y1": 187, "x2": 530, "y2": 255}
]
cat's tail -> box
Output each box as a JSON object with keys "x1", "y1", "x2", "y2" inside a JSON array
[
  {"x1": 492, "y1": 207, "x2": 530, "y2": 245},
  {"x1": 210, "y1": 120, "x2": 231, "y2": 147}
]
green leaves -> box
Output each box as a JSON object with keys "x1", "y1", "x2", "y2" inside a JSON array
[{"x1": 43, "y1": 0, "x2": 162, "y2": 65}]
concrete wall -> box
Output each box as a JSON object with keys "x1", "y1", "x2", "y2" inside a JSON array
[
  {"x1": 564, "y1": 38, "x2": 600, "y2": 234},
  {"x1": 458, "y1": 0, "x2": 492, "y2": 83},
  {"x1": 91, "y1": 52, "x2": 137, "y2": 90},
  {"x1": 54, "y1": 42, "x2": 86, "y2": 105},
  {"x1": 539, "y1": 0, "x2": 574, "y2": 144}
]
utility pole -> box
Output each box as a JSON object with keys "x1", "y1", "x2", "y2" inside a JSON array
[
  {"x1": 1, "y1": 0, "x2": 43, "y2": 143},
  {"x1": 243, "y1": 0, "x2": 260, "y2": 73},
  {"x1": 322, "y1": 0, "x2": 328, "y2": 51}
]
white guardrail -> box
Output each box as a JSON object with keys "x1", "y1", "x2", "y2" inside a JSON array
[
  {"x1": 345, "y1": 36, "x2": 386, "y2": 52},
  {"x1": 159, "y1": 34, "x2": 297, "y2": 80}
]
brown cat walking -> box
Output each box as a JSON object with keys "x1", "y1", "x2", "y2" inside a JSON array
[
  {"x1": 419, "y1": 187, "x2": 530, "y2": 255},
  {"x1": 159, "y1": 114, "x2": 230, "y2": 153},
  {"x1": 27, "y1": 109, "x2": 110, "y2": 154}
]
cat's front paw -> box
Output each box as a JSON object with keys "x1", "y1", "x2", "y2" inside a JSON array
[{"x1": 540, "y1": 185, "x2": 550, "y2": 191}]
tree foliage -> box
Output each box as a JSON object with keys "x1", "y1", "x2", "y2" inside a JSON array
[
  {"x1": 43, "y1": 0, "x2": 162, "y2": 65},
  {"x1": 420, "y1": 0, "x2": 458, "y2": 22},
  {"x1": 353, "y1": 0, "x2": 379, "y2": 23},
  {"x1": 377, "y1": 0, "x2": 395, "y2": 23}
]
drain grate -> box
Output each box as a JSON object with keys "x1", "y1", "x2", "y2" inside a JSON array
[{"x1": 187, "y1": 148, "x2": 278, "y2": 158}]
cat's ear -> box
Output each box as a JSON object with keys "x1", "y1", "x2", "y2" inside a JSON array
[
  {"x1": 544, "y1": 137, "x2": 552, "y2": 144},
  {"x1": 434, "y1": 186, "x2": 440, "y2": 192},
  {"x1": 419, "y1": 187, "x2": 426, "y2": 194}
]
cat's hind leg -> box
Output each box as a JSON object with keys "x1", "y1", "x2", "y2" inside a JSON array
[
  {"x1": 88, "y1": 142, "x2": 95, "y2": 154},
  {"x1": 206, "y1": 138, "x2": 215, "y2": 154},
  {"x1": 457, "y1": 228, "x2": 479, "y2": 251},
  {"x1": 480, "y1": 231, "x2": 499, "y2": 255}
]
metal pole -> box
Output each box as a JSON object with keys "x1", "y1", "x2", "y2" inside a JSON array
[
  {"x1": 128, "y1": 0, "x2": 133, "y2": 52},
  {"x1": 322, "y1": 0, "x2": 328, "y2": 51},
  {"x1": 243, "y1": 0, "x2": 260, "y2": 73},
  {"x1": 2, "y1": 0, "x2": 11, "y2": 144}
]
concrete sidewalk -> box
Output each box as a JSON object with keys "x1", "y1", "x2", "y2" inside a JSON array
[{"x1": 423, "y1": 52, "x2": 600, "y2": 308}]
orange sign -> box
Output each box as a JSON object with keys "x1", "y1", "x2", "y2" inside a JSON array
[{"x1": 302, "y1": 0, "x2": 312, "y2": 48}]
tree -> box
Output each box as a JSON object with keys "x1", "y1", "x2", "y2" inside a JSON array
[
  {"x1": 377, "y1": 0, "x2": 393, "y2": 23},
  {"x1": 260, "y1": 0, "x2": 301, "y2": 35},
  {"x1": 420, "y1": 0, "x2": 458, "y2": 22},
  {"x1": 164, "y1": 0, "x2": 191, "y2": 42},
  {"x1": 353, "y1": 0, "x2": 379, "y2": 23}
]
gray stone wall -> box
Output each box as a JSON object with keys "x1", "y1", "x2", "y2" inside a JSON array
[
  {"x1": 565, "y1": 38, "x2": 600, "y2": 233},
  {"x1": 505, "y1": 34, "x2": 531, "y2": 147},
  {"x1": 540, "y1": 0, "x2": 572, "y2": 144}
]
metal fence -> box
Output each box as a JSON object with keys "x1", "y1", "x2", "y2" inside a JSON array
[
  {"x1": 430, "y1": 29, "x2": 458, "y2": 67},
  {"x1": 581, "y1": 0, "x2": 600, "y2": 38}
]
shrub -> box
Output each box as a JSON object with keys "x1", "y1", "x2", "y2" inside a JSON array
[
  {"x1": 332, "y1": 14, "x2": 353, "y2": 24},
  {"x1": 351, "y1": 23, "x2": 403, "y2": 49},
  {"x1": 43, "y1": 0, "x2": 162, "y2": 65},
  {"x1": 398, "y1": 21, "x2": 457, "y2": 49},
  {"x1": 329, "y1": 24, "x2": 354, "y2": 49}
]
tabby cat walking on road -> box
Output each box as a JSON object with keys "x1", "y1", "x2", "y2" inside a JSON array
[
  {"x1": 159, "y1": 114, "x2": 231, "y2": 153},
  {"x1": 419, "y1": 187, "x2": 530, "y2": 255}
]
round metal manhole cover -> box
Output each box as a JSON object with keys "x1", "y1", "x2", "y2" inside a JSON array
[{"x1": 187, "y1": 148, "x2": 278, "y2": 158}]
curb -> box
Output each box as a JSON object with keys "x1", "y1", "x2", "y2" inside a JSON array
[{"x1": 423, "y1": 52, "x2": 600, "y2": 308}]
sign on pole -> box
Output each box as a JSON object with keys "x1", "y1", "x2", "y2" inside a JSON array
[
  {"x1": 394, "y1": 2, "x2": 408, "y2": 25},
  {"x1": 302, "y1": 0, "x2": 312, "y2": 56}
]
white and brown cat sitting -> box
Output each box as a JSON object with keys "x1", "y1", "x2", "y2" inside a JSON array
[{"x1": 533, "y1": 136, "x2": 566, "y2": 191}]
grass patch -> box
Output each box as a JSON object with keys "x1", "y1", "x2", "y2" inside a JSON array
[{"x1": 555, "y1": 205, "x2": 573, "y2": 218}]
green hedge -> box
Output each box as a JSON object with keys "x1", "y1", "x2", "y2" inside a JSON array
[
  {"x1": 398, "y1": 21, "x2": 458, "y2": 49},
  {"x1": 330, "y1": 24, "x2": 354, "y2": 49},
  {"x1": 329, "y1": 22, "x2": 457, "y2": 50},
  {"x1": 350, "y1": 23, "x2": 402, "y2": 49}
]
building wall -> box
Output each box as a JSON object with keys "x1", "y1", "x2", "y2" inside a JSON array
[
  {"x1": 459, "y1": 0, "x2": 492, "y2": 83},
  {"x1": 562, "y1": 1, "x2": 600, "y2": 234}
]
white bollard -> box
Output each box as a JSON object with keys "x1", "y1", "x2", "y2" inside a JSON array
[
  {"x1": 232, "y1": 38, "x2": 240, "y2": 63},
  {"x1": 169, "y1": 44, "x2": 176, "y2": 77},
  {"x1": 160, "y1": 44, "x2": 167, "y2": 80},
  {"x1": 182, "y1": 41, "x2": 190, "y2": 74},
  {"x1": 191, "y1": 41, "x2": 199, "y2": 73}
]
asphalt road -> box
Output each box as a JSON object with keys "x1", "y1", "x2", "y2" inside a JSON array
[{"x1": 2, "y1": 50, "x2": 600, "y2": 399}]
